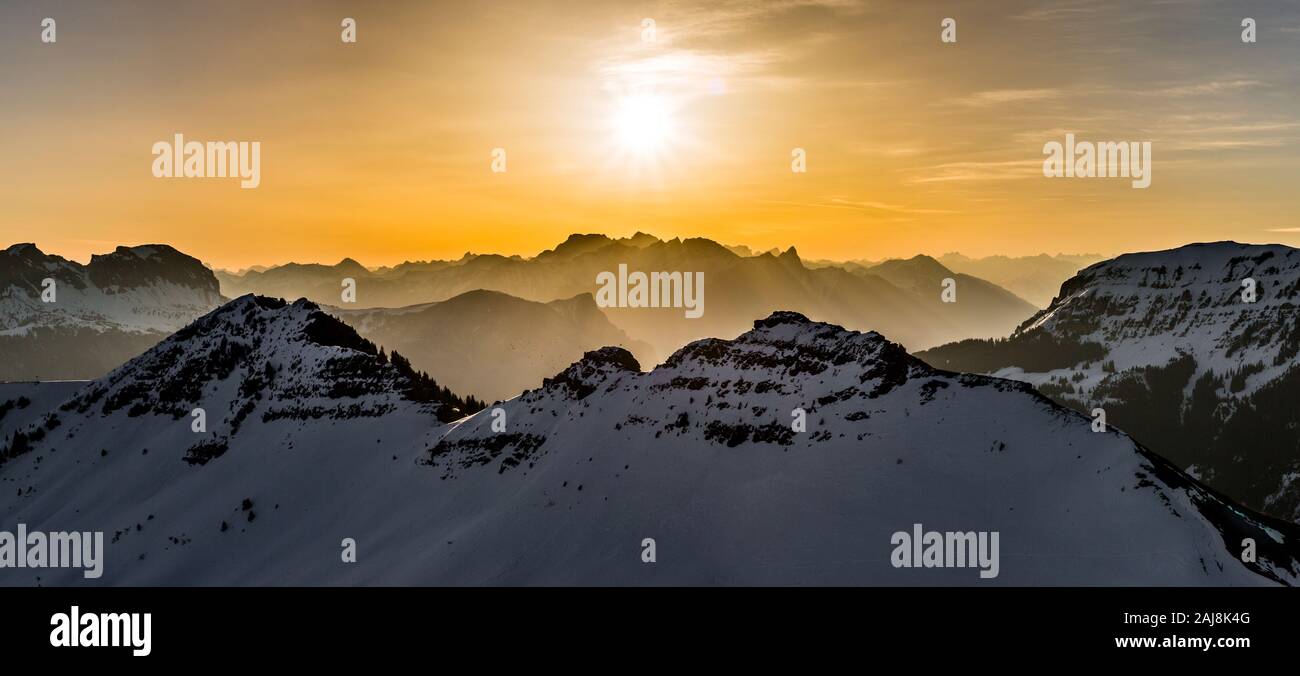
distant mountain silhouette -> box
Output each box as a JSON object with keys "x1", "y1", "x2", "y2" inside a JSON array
[
  {"x1": 217, "y1": 233, "x2": 1038, "y2": 359},
  {"x1": 861, "y1": 255, "x2": 1036, "y2": 338},
  {"x1": 330, "y1": 290, "x2": 654, "y2": 402},
  {"x1": 937, "y1": 252, "x2": 1103, "y2": 308}
]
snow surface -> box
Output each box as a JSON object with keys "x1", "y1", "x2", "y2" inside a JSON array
[
  {"x1": 1, "y1": 302, "x2": 1295, "y2": 586},
  {"x1": 0, "y1": 244, "x2": 223, "y2": 335},
  {"x1": 1000, "y1": 242, "x2": 1300, "y2": 399}
]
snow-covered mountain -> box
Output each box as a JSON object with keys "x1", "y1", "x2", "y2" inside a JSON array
[
  {"x1": 0, "y1": 295, "x2": 477, "y2": 585},
  {"x1": 425, "y1": 311, "x2": 1298, "y2": 584},
  {"x1": 2, "y1": 301, "x2": 1295, "y2": 585},
  {"x1": 0, "y1": 243, "x2": 225, "y2": 380},
  {"x1": 920, "y1": 242, "x2": 1300, "y2": 522}
]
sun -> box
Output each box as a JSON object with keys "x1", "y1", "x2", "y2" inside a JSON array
[{"x1": 611, "y1": 94, "x2": 675, "y2": 155}]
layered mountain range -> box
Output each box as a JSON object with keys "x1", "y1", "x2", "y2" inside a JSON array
[
  {"x1": 921, "y1": 242, "x2": 1300, "y2": 522},
  {"x1": 1, "y1": 299, "x2": 1295, "y2": 585},
  {"x1": 2, "y1": 243, "x2": 653, "y2": 402},
  {"x1": 217, "y1": 233, "x2": 1037, "y2": 357},
  {"x1": 4, "y1": 237, "x2": 1299, "y2": 585}
]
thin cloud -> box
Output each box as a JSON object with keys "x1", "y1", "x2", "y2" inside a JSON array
[
  {"x1": 908, "y1": 160, "x2": 1044, "y2": 184},
  {"x1": 652, "y1": 0, "x2": 868, "y2": 42},
  {"x1": 762, "y1": 198, "x2": 955, "y2": 217},
  {"x1": 1011, "y1": 3, "x2": 1102, "y2": 21},
  {"x1": 954, "y1": 89, "x2": 1062, "y2": 107},
  {"x1": 592, "y1": 1, "x2": 866, "y2": 96},
  {"x1": 1165, "y1": 139, "x2": 1288, "y2": 151},
  {"x1": 1152, "y1": 80, "x2": 1264, "y2": 97}
]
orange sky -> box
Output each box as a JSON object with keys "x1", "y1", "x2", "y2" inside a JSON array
[{"x1": 2, "y1": 0, "x2": 1299, "y2": 269}]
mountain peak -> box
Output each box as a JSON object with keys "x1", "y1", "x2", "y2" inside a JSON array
[
  {"x1": 94, "y1": 244, "x2": 190, "y2": 263},
  {"x1": 623, "y1": 232, "x2": 661, "y2": 247},
  {"x1": 541, "y1": 346, "x2": 640, "y2": 399},
  {"x1": 753, "y1": 310, "x2": 812, "y2": 329},
  {"x1": 113, "y1": 245, "x2": 171, "y2": 260},
  {"x1": 560, "y1": 233, "x2": 613, "y2": 247},
  {"x1": 873, "y1": 254, "x2": 952, "y2": 278},
  {"x1": 580, "y1": 346, "x2": 641, "y2": 372},
  {"x1": 66, "y1": 294, "x2": 476, "y2": 430},
  {"x1": 657, "y1": 312, "x2": 911, "y2": 400},
  {"x1": 84, "y1": 244, "x2": 221, "y2": 296},
  {"x1": 539, "y1": 233, "x2": 617, "y2": 260},
  {"x1": 671, "y1": 237, "x2": 737, "y2": 258},
  {"x1": 335, "y1": 257, "x2": 368, "y2": 273},
  {"x1": 4, "y1": 243, "x2": 43, "y2": 256},
  {"x1": 1095, "y1": 241, "x2": 1286, "y2": 269}
]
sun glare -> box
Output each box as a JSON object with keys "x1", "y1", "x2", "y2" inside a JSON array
[{"x1": 612, "y1": 94, "x2": 675, "y2": 154}]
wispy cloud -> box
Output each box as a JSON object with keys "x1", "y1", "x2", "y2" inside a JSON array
[
  {"x1": 953, "y1": 89, "x2": 1062, "y2": 107},
  {"x1": 650, "y1": 0, "x2": 868, "y2": 42},
  {"x1": 1154, "y1": 118, "x2": 1300, "y2": 152},
  {"x1": 596, "y1": 49, "x2": 776, "y2": 94},
  {"x1": 907, "y1": 160, "x2": 1044, "y2": 184},
  {"x1": 762, "y1": 198, "x2": 954, "y2": 217},
  {"x1": 591, "y1": 0, "x2": 869, "y2": 97},
  {"x1": 1151, "y1": 79, "x2": 1264, "y2": 97},
  {"x1": 1166, "y1": 139, "x2": 1288, "y2": 151},
  {"x1": 1011, "y1": 3, "x2": 1102, "y2": 22}
]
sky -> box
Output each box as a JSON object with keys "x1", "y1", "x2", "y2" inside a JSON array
[{"x1": 2, "y1": 0, "x2": 1299, "y2": 270}]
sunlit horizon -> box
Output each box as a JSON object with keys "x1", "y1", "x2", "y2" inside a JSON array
[{"x1": 3, "y1": 0, "x2": 1299, "y2": 270}]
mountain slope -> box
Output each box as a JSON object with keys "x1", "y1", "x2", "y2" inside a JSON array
[
  {"x1": 4, "y1": 307, "x2": 1296, "y2": 585},
  {"x1": 330, "y1": 290, "x2": 655, "y2": 401},
  {"x1": 0, "y1": 243, "x2": 224, "y2": 380},
  {"x1": 920, "y1": 242, "x2": 1300, "y2": 521},
  {"x1": 422, "y1": 311, "x2": 1300, "y2": 585},
  {"x1": 0, "y1": 295, "x2": 477, "y2": 585}
]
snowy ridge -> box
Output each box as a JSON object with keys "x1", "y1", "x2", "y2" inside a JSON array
[
  {"x1": 429, "y1": 311, "x2": 1300, "y2": 585},
  {"x1": 921, "y1": 242, "x2": 1300, "y2": 522},
  {"x1": 967, "y1": 242, "x2": 1300, "y2": 520},
  {"x1": 1006, "y1": 242, "x2": 1299, "y2": 397},
  {"x1": 61, "y1": 295, "x2": 457, "y2": 430},
  {"x1": 0, "y1": 243, "x2": 224, "y2": 335},
  {"x1": 2, "y1": 304, "x2": 1298, "y2": 585},
  {"x1": 0, "y1": 295, "x2": 467, "y2": 585}
]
